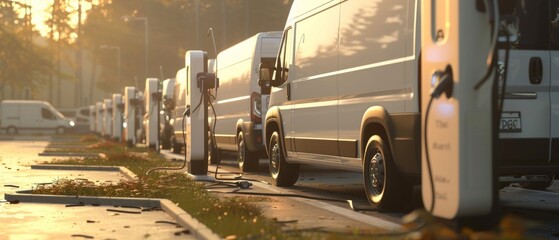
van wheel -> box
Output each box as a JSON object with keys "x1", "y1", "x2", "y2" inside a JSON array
[
  {"x1": 208, "y1": 130, "x2": 218, "y2": 164},
  {"x1": 238, "y1": 131, "x2": 258, "y2": 172},
  {"x1": 171, "y1": 135, "x2": 181, "y2": 154},
  {"x1": 6, "y1": 126, "x2": 17, "y2": 135},
  {"x1": 520, "y1": 175, "x2": 555, "y2": 190},
  {"x1": 269, "y1": 131, "x2": 299, "y2": 186},
  {"x1": 56, "y1": 127, "x2": 66, "y2": 135},
  {"x1": 363, "y1": 135, "x2": 412, "y2": 210},
  {"x1": 161, "y1": 131, "x2": 171, "y2": 150}
]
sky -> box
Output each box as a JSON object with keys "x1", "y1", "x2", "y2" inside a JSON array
[{"x1": 11, "y1": 0, "x2": 98, "y2": 39}]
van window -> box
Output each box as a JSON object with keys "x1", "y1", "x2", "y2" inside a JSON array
[
  {"x1": 275, "y1": 28, "x2": 294, "y2": 84},
  {"x1": 42, "y1": 108, "x2": 56, "y2": 120},
  {"x1": 80, "y1": 108, "x2": 90, "y2": 116},
  {"x1": 501, "y1": 0, "x2": 559, "y2": 50}
]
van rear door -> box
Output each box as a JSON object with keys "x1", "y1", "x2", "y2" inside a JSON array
[
  {"x1": 499, "y1": 0, "x2": 552, "y2": 171},
  {"x1": 549, "y1": 0, "x2": 559, "y2": 166}
]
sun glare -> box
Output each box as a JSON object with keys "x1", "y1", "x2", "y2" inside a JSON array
[{"x1": 11, "y1": 0, "x2": 97, "y2": 40}]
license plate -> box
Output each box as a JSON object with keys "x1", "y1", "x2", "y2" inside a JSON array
[{"x1": 500, "y1": 112, "x2": 522, "y2": 133}]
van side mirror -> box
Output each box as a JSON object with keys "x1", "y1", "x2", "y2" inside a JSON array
[{"x1": 258, "y1": 62, "x2": 274, "y2": 94}]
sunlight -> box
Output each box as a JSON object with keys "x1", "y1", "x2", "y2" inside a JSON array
[{"x1": 11, "y1": 0, "x2": 98, "y2": 40}]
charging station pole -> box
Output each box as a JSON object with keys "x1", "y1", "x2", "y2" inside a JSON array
[
  {"x1": 421, "y1": 0, "x2": 497, "y2": 219},
  {"x1": 112, "y1": 94, "x2": 123, "y2": 142},
  {"x1": 145, "y1": 78, "x2": 160, "y2": 150},
  {"x1": 124, "y1": 86, "x2": 137, "y2": 147},
  {"x1": 95, "y1": 102, "x2": 103, "y2": 135},
  {"x1": 102, "y1": 99, "x2": 113, "y2": 138},
  {"x1": 184, "y1": 50, "x2": 213, "y2": 175}
]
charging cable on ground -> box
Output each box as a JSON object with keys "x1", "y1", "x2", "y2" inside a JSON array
[{"x1": 145, "y1": 113, "x2": 189, "y2": 175}]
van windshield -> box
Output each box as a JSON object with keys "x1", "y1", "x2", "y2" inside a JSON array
[
  {"x1": 500, "y1": 0, "x2": 559, "y2": 50},
  {"x1": 51, "y1": 108, "x2": 65, "y2": 119}
]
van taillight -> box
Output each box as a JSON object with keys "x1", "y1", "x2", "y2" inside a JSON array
[{"x1": 251, "y1": 92, "x2": 262, "y2": 123}]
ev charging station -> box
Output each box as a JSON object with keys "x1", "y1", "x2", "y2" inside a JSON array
[
  {"x1": 124, "y1": 86, "x2": 137, "y2": 147},
  {"x1": 89, "y1": 105, "x2": 95, "y2": 133},
  {"x1": 183, "y1": 50, "x2": 217, "y2": 175},
  {"x1": 95, "y1": 102, "x2": 103, "y2": 135},
  {"x1": 102, "y1": 99, "x2": 113, "y2": 138},
  {"x1": 421, "y1": 0, "x2": 497, "y2": 219},
  {"x1": 112, "y1": 94, "x2": 123, "y2": 142},
  {"x1": 144, "y1": 78, "x2": 161, "y2": 149}
]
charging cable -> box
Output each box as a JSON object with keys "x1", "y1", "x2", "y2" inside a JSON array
[
  {"x1": 474, "y1": 0, "x2": 499, "y2": 90},
  {"x1": 424, "y1": 66, "x2": 454, "y2": 214},
  {"x1": 145, "y1": 112, "x2": 189, "y2": 175}
]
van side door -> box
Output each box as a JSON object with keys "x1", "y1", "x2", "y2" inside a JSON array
[
  {"x1": 499, "y1": 0, "x2": 552, "y2": 167},
  {"x1": 338, "y1": 0, "x2": 410, "y2": 166},
  {"x1": 291, "y1": 3, "x2": 341, "y2": 163},
  {"x1": 269, "y1": 27, "x2": 296, "y2": 158}
]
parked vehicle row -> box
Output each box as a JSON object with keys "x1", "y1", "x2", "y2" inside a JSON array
[{"x1": 40, "y1": 0, "x2": 558, "y2": 211}]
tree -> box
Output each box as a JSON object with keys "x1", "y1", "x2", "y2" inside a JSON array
[
  {"x1": 0, "y1": 1, "x2": 56, "y2": 100},
  {"x1": 80, "y1": 0, "x2": 291, "y2": 94}
]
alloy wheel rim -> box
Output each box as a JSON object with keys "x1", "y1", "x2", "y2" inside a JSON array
[
  {"x1": 369, "y1": 152, "x2": 385, "y2": 195},
  {"x1": 270, "y1": 142, "x2": 280, "y2": 175},
  {"x1": 238, "y1": 138, "x2": 245, "y2": 166}
]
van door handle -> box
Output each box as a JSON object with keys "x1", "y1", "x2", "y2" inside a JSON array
[{"x1": 529, "y1": 57, "x2": 543, "y2": 84}]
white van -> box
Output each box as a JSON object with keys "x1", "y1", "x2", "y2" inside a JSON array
[
  {"x1": 59, "y1": 106, "x2": 91, "y2": 133},
  {"x1": 209, "y1": 32, "x2": 282, "y2": 172},
  {"x1": 259, "y1": 0, "x2": 421, "y2": 210},
  {"x1": 497, "y1": 0, "x2": 559, "y2": 189},
  {"x1": 171, "y1": 68, "x2": 187, "y2": 154},
  {"x1": 161, "y1": 78, "x2": 175, "y2": 150},
  {"x1": 260, "y1": 0, "x2": 559, "y2": 210},
  {"x1": 0, "y1": 100, "x2": 75, "y2": 135}
]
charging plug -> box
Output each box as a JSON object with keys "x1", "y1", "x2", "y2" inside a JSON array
[
  {"x1": 183, "y1": 105, "x2": 191, "y2": 117},
  {"x1": 431, "y1": 65, "x2": 454, "y2": 99},
  {"x1": 235, "y1": 181, "x2": 252, "y2": 189}
]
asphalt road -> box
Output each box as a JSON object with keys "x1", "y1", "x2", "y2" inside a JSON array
[{"x1": 162, "y1": 149, "x2": 559, "y2": 239}]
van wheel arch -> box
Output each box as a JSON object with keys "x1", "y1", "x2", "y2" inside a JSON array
[
  {"x1": 56, "y1": 126, "x2": 66, "y2": 135},
  {"x1": 264, "y1": 106, "x2": 285, "y2": 158},
  {"x1": 360, "y1": 106, "x2": 396, "y2": 165},
  {"x1": 6, "y1": 126, "x2": 17, "y2": 134}
]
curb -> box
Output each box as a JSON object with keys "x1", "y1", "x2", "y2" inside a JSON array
[
  {"x1": 31, "y1": 164, "x2": 138, "y2": 180},
  {"x1": 38, "y1": 152, "x2": 102, "y2": 157},
  {"x1": 4, "y1": 193, "x2": 221, "y2": 240}
]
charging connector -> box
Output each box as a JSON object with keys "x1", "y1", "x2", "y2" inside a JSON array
[{"x1": 430, "y1": 66, "x2": 454, "y2": 99}]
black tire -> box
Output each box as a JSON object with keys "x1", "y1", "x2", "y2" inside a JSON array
[
  {"x1": 6, "y1": 126, "x2": 17, "y2": 135},
  {"x1": 161, "y1": 131, "x2": 171, "y2": 150},
  {"x1": 171, "y1": 135, "x2": 182, "y2": 154},
  {"x1": 269, "y1": 131, "x2": 299, "y2": 186},
  {"x1": 208, "y1": 130, "x2": 218, "y2": 164},
  {"x1": 363, "y1": 135, "x2": 412, "y2": 210},
  {"x1": 520, "y1": 175, "x2": 555, "y2": 190},
  {"x1": 238, "y1": 131, "x2": 259, "y2": 172}
]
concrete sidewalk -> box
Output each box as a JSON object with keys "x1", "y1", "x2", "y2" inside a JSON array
[{"x1": 0, "y1": 138, "x2": 218, "y2": 240}]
